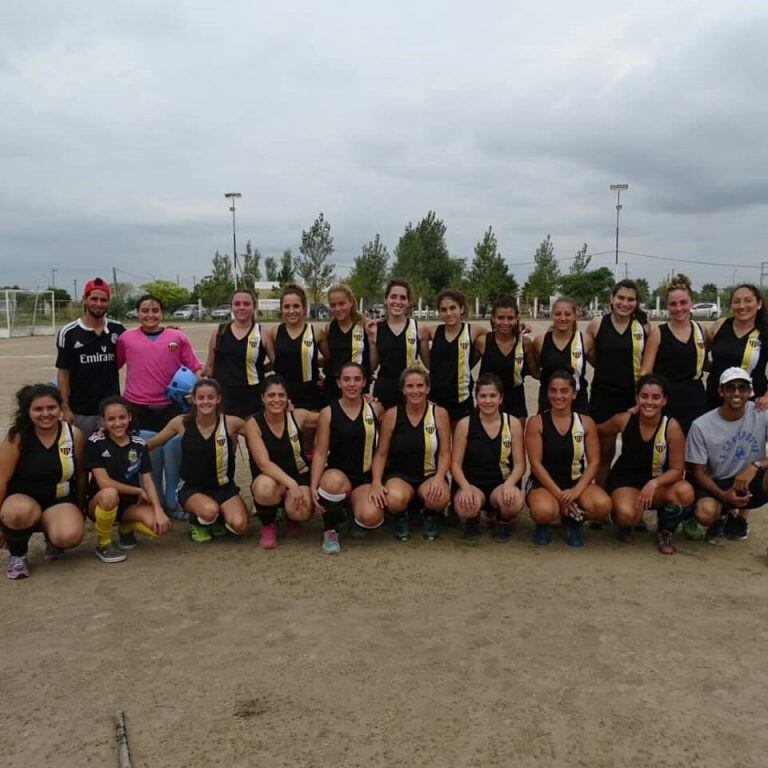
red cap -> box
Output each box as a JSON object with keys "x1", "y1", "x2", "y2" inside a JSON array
[{"x1": 83, "y1": 277, "x2": 111, "y2": 299}]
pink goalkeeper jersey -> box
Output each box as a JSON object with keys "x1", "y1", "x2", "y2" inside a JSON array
[{"x1": 117, "y1": 328, "x2": 202, "y2": 405}]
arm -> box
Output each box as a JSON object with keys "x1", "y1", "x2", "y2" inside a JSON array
[
  {"x1": 449, "y1": 418, "x2": 471, "y2": 489},
  {"x1": 636, "y1": 419, "x2": 686, "y2": 512},
  {"x1": 0, "y1": 437, "x2": 21, "y2": 509},
  {"x1": 369, "y1": 407, "x2": 396, "y2": 507},
  {"x1": 202, "y1": 329, "x2": 219, "y2": 378},
  {"x1": 317, "y1": 323, "x2": 331, "y2": 362},
  {"x1": 293, "y1": 409, "x2": 321, "y2": 431},
  {"x1": 179, "y1": 333, "x2": 204, "y2": 375},
  {"x1": 310, "y1": 407, "x2": 332, "y2": 511},
  {"x1": 506, "y1": 416, "x2": 526, "y2": 487},
  {"x1": 418, "y1": 323, "x2": 431, "y2": 369},
  {"x1": 421, "y1": 406, "x2": 452, "y2": 502},
  {"x1": 73, "y1": 427, "x2": 87, "y2": 509},
  {"x1": 689, "y1": 463, "x2": 749, "y2": 508},
  {"x1": 566, "y1": 415, "x2": 601, "y2": 500},
  {"x1": 523, "y1": 335, "x2": 540, "y2": 378},
  {"x1": 260, "y1": 325, "x2": 276, "y2": 366},
  {"x1": 56, "y1": 369, "x2": 75, "y2": 424},
  {"x1": 640, "y1": 324, "x2": 661, "y2": 376},
  {"x1": 139, "y1": 471, "x2": 170, "y2": 535},
  {"x1": 584, "y1": 317, "x2": 601, "y2": 366},
  {"x1": 241, "y1": 417, "x2": 301, "y2": 490},
  {"x1": 145, "y1": 416, "x2": 184, "y2": 450},
  {"x1": 598, "y1": 412, "x2": 630, "y2": 438}
]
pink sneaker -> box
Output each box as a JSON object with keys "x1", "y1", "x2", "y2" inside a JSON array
[
  {"x1": 260, "y1": 523, "x2": 278, "y2": 550},
  {"x1": 285, "y1": 518, "x2": 301, "y2": 538}
]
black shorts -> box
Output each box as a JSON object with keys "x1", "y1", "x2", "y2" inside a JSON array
[
  {"x1": 128, "y1": 402, "x2": 183, "y2": 433},
  {"x1": 694, "y1": 471, "x2": 768, "y2": 509},
  {"x1": 525, "y1": 475, "x2": 580, "y2": 494},
  {"x1": 452, "y1": 480, "x2": 499, "y2": 504},
  {"x1": 372, "y1": 376, "x2": 403, "y2": 410},
  {"x1": 221, "y1": 384, "x2": 263, "y2": 419},
  {"x1": 589, "y1": 387, "x2": 635, "y2": 425},
  {"x1": 436, "y1": 398, "x2": 474, "y2": 423},
  {"x1": 384, "y1": 472, "x2": 433, "y2": 496},
  {"x1": 605, "y1": 472, "x2": 650, "y2": 494},
  {"x1": 177, "y1": 480, "x2": 241, "y2": 508},
  {"x1": 286, "y1": 381, "x2": 324, "y2": 411}
]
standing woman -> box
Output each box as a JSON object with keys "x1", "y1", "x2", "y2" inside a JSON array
[
  {"x1": 203, "y1": 289, "x2": 274, "y2": 419},
  {"x1": 599, "y1": 375, "x2": 694, "y2": 553},
  {"x1": 320, "y1": 284, "x2": 372, "y2": 403},
  {"x1": 640, "y1": 274, "x2": 707, "y2": 434},
  {"x1": 451, "y1": 374, "x2": 526, "y2": 542},
  {"x1": 0, "y1": 384, "x2": 87, "y2": 579},
  {"x1": 533, "y1": 296, "x2": 591, "y2": 414},
  {"x1": 585, "y1": 279, "x2": 650, "y2": 484},
  {"x1": 369, "y1": 367, "x2": 452, "y2": 541},
  {"x1": 367, "y1": 279, "x2": 431, "y2": 409},
  {"x1": 475, "y1": 296, "x2": 536, "y2": 423},
  {"x1": 525, "y1": 371, "x2": 611, "y2": 546},
  {"x1": 705, "y1": 284, "x2": 768, "y2": 409},
  {"x1": 311, "y1": 362, "x2": 384, "y2": 553},
  {"x1": 428, "y1": 289, "x2": 487, "y2": 423}
]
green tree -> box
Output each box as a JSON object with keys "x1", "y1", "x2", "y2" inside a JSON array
[
  {"x1": 264, "y1": 256, "x2": 278, "y2": 282},
  {"x1": 569, "y1": 243, "x2": 591, "y2": 274},
  {"x1": 191, "y1": 251, "x2": 234, "y2": 308},
  {"x1": 558, "y1": 267, "x2": 614, "y2": 307},
  {"x1": 523, "y1": 235, "x2": 560, "y2": 300},
  {"x1": 296, "y1": 213, "x2": 336, "y2": 304},
  {"x1": 242, "y1": 240, "x2": 261, "y2": 284},
  {"x1": 465, "y1": 227, "x2": 518, "y2": 314},
  {"x1": 277, "y1": 249, "x2": 295, "y2": 286},
  {"x1": 699, "y1": 282, "x2": 718, "y2": 302},
  {"x1": 139, "y1": 280, "x2": 191, "y2": 311},
  {"x1": 347, "y1": 234, "x2": 390, "y2": 302},
  {"x1": 635, "y1": 277, "x2": 651, "y2": 305}
]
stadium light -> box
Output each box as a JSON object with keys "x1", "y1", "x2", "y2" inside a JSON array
[
  {"x1": 610, "y1": 184, "x2": 629, "y2": 271},
  {"x1": 225, "y1": 193, "x2": 242, "y2": 289}
]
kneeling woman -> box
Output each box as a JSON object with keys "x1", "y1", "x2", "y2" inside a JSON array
[
  {"x1": 250, "y1": 376, "x2": 317, "y2": 550},
  {"x1": 148, "y1": 378, "x2": 268, "y2": 543},
  {"x1": 451, "y1": 374, "x2": 526, "y2": 542},
  {"x1": 369, "y1": 366, "x2": 452, "y2": 541},
  {"x1": 311, "y1": 362, "x2": 383, "y2": 554},
  {"x1": 599, "y1": 374, "x2": 694, "y2": 553},
  {"x1": 85, "y1": 396, "x2": 170, "y2": 563},
  {"x1": 0, "y1": 384, "x2": 86, "y2": 579},
  {"x1": 525, "y1": 370, "x2": 611, "y2": 546}
]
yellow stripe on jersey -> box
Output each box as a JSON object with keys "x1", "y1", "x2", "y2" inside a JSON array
[
  {"x1": 287, "y1": 413, "x2": 308, "y2": 474},
  {"x1": 740, "y1": 329, "x2": 761, "y2": 375},
  {"x1": 55, "y1": 423, "x2": 75, "y2": 500},
  {"x1": 570, "y1": 414, "x2": 586, "y2": 482},
  {"x1": 300, "y1": 324, "x2": 315, "y2": 383},
  {"x1": 405, "y1": 319, "x2": 419, "y2": 366},
  {"x1": 630, "y1": 319, "x2": 645, "y2": 382},
  {"x1": 570, "y1": 332, "x2": 584, "y2": 392},
  {"x1": 512, "y1": 336, "x2": 525, "y2": 387},
  {"x1": 692, "y1": 321, "x2": 705, "y2": 379},
  {"x1": 245, "y1": 323, "x2": 262, "y2": 385},
  {"x1": 498, "y1": 413, "x2": 513, "y2": 480},
  {"x1": 651, "y1": 416, "x2": 669, "y2": 478},
  {"x1": 422, "y1": 403, "x2": 439, "y2": 476},
  {"x1": 350, "y1": 323, "x2": 365, "y2": 365},
  {"x1": 361, "y1": 402, "x2": 377, "y2": 473},
  {"x1": 457, "y1": 323, "x2": 472, "y2": 401},
  {"x1": 214, "y1": 416, "x2": 229, "y2": 486}
]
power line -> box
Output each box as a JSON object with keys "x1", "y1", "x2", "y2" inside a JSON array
[{"x1": 618, "y1": 250, "x2": 760, "y2": 270}]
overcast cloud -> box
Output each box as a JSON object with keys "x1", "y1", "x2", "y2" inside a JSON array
[{"x1": 1, "y1": 0, "x2": 766, "y2": 295}]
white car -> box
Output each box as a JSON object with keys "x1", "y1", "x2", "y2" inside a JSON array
[
  {"x1": 172, "y1": 304, "x2": 207, "y2": 320},
  {"x1": 210, "y1": 305, "x2": 232, "y2": 320},
  {"x1": 691, "y1": 303, "x2": 718, "y2": 320}
]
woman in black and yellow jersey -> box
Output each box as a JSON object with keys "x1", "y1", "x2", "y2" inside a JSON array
[
  {"x1": 367, "y1": 279, "x2": 431, "y2": 409},
  {"x1": 475, "y1": 296, "x2": 536, "y2": 423},
  {"x1": 599, "y1": 375, "x2": 693, "y2": 554},
  {"x1": 0, "y1": 384, "x2": 87, "y2": 580},
  {"x1": 262, "y1": 284, "x2": 326, "y2": 412},
  {"x1": 640, "y1": 275, "x2": 708, "y2": 434},
  {"x1": 533, "y1": 296, "x2": 591, "y2": 414},
  {"x1": 311, "y1": 362, "x2": 383, "y2": 554},
  {"x1": 585, "y1": 279, "x2": 650, "y2": 485},
  {"x1": 250, "y1": 376, "x2": 316, "y2": 551},
  {"x1": 705, "y1": 284, "x2": 768, "y2": 409},
  {"x1": 369, "y1": 366, "x2": 452, "y2": 541},
  {"x1": 147, "y1": 378, "x2": 277, "y2": 544},
  {"x1": 451, "y1": 374, "x2": 525, "y2": 543},
  {"x1": 203, "y1": 289, "x2": 274, "y2": 419},
  {"x1": 525, "y1": 370, "x2": 611, "y2": 547},
  {"x1": 428, "y1": 289, "x2": 488, "y2": 423}
]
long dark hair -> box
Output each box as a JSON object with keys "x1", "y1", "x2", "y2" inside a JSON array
[
  {"x1": 9, "y1": 384, "x2": 62, "y2": 439},
  {"x1": 611, "y1": 279, "x2": 648, "y2": 325},
  {"x1": 731, "y1": 283, "x2": 767, "y2": 331},
  {"x1": 184, "y1": 378, "x2": 223, "y2": 423}
]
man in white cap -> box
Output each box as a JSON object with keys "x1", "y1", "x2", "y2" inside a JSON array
[{"x1": 686, "y1": 366, "x2": 768, "y2": 543}]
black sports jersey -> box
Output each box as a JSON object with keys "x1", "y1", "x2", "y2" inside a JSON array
[
  {"x1": 372, "y1": 318, "x2": 421, "y2": 408},
  {"x1": 592, "y1": 314, "x2": 646, "y2": 396},
  {"x1": 180, "y1": 415, "x2": 235, "y2": 489},
  {"x1": 213, "y1": 322, "x2": 266, "y2": 387},
  {"x1": 539, "y1": 411, "x2": 586, "y2": 490},
  {"x1": 272, "y1": 323, "x2": 323, "y2": 409},
  {"x1": 56, "y1": 319, "x2": 125, "y2": 415},
  {"x1": 8, "y1": 422, "x2": 77, "y2": 506},
  {"x1": 462, "y1": 411, "x2": 515, "y2": 489},
  {"x1": 655, "y1": 322, "x2": 705, "y2": 383},
  {"x1": 251, "y1": 412, "x2": 309, "y2": 481},
  {"x1": 479, "y1": 332, "x2": 526, "y2": 417},
  {"x1": 327, "y1": 400, "x2": 378, "y2": 481},
  {"x1": 325, "y1": 320, "x2": 370, "y2": 381},
  {"x1": 607, "y1": 413, "x2": 669, "y2": 488},
  {"x1": 429, "y1": 323, "x2": 473, "y2": 408},
  {"x1": 386, "y1": 402, "x2": 440, "y2": 483},
  {"x1": 538, "y1": 330, "x2": 588, "y2": 410},
  {"x1": 708, "y1": 318, "x2": 768, "y2": 404},
  {"x1": 85, "y1": 433, "x2": 152, "y2": 496}
]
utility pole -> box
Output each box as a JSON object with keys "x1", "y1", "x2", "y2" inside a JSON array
[
  {"x1": 112, "y1": 267, "x2": 120, "y2": 298},
  {"x1": 760, "y1": 261, "x2": 768, "y2": 287},
  {"x1": 225, "y1": 193, "x2": 242, "y2": 290},
  {"x1": 51, "y1": 268, "x2": 58, "y2": 289},
  {"x1": 609, "y1": 183, "x2": 629, "y2": 278},
  {"x1": 73, "y1": 279, "x2": 78, "y2": 299}
]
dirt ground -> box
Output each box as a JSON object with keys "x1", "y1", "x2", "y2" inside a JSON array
[{"x1": 1, "y1": 322, "x2": 767, "y2": 768}]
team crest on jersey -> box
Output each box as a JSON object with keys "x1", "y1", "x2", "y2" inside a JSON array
[
  {"x1": 290, "y1": 432, "x2": 300, "y2": 442},
  {"x1": 654, "y1": 443, "x2": 665, "y2": 454},
  {"x1": 633, "y1": 331, "x2": 643, "y2": 341},
  {"x1": 168, "y1": 342, "x2": 178, "y2": 352},
  {"x1": 573, "y1": 350, "x2": 582, "y2": 359},
  {"x1": 60, "y1": 444, "x2": 73, "y2": 457},
  {"x1": 248, "y1": 338, "x2": 258, "y2": 348},
  {"x1": 459, "y1": 339, "x2": 470, "y2": 349},
  {"x1": 303, "y1": 339, "x2": 313, "y2": 347},
  {"x1": 364, "y1": 414, "x2": 374, "y2": 424},
  {"x1": 128, "y1": 448, "x2": 138, "y2": 463},
  {"x1": 503, "y1": 437, "x2": 512, "y2": 448},
  {"x1": 407, "y1": 334, "x2": 417, "y2": 345},
  {"x1": 425, "y1": 424, "x2": 436, "y2": 435},
  {"x1": 748, "y1": 338, "x2": 761, "y2": 349},
  {"x1": 216, "y1": 436, "x2": 226, "y2": 446},
  {"x1": 111, "y1": 333, "x2": 118, "y2": 344},
  {"x1": 574, "y1": 433, "x2": 583, "y2": 443},
  {"x1": 353, "y1": 330, "x2": 364, "y2": 341}
]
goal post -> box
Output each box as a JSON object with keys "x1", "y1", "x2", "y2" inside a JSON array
[{"x1": 0, "y1": 290, "x2": 56, "y2": 338}]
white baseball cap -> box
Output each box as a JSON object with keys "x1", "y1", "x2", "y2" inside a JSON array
[{"x1": 719, "y1": 367, "x2": 752, "y2": 386}]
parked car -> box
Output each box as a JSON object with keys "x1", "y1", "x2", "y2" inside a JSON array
[
  {"x1": 172, "y1": 303, "x2": 207, "y2": 320},
  {"x1": 210, "y1": 305, "x2": 232, "y2": 320},
  {"x1": 691, "y1": 302, "x2": 719, "y2": 320},
  {"x1": 125, "y1": 308, "x2": 139, "y2": 319},
  {"x1": 367, "y1": 303, "x2": 385, "y2": 319}
]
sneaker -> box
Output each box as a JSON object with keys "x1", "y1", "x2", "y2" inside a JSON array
[
  {"x1": 657, "y1": 529, "x2": 676, "y2": 555},
  {"x1": 616, "y1": 526, "x2": 633, "y2": 544},
  {"x1": 492, "y1": 522, "x2": 511, "y2": 543},
  {"x1": 260, "y1": 523, "x2": 278, "y2": 550},
  {"x1": 322, "y1": 529, "x2": 341, "y2": 554},
  {"x1": 95, "y1": 543, "x2": 127, "y2": 563},
  {"x1": 706, "y1": 517, "x2": 726, "y2": 546},
  {"x1": 285, "y1": 518, "x2": 301, "y2": 539},
  {"x1": 393, "y1": 516, "x2": 411, "y2": 541},
  {"x1": 422, "y1": 515, "x2": 439, "y2": 541},
  {"x1": 565, "y1": 519, "x2": 584, "y2": 548},
  {"x1": 43, "y1": 539, "x2": 65, "y2": 561},
  {"x1": 533, "y1": 524, "x2": 552, "y2": 546},
  {"x1": 724, "y1": 514, "x2": 748, "y2": 541},
  {"x1": 117, "y1": 530, "x2": 138, "y2": 551},
  {"x1": 189, "y1": 521, "x2": 212, "y2": 544},
  {"x1": 682, "y1": 517, "x2": 704, "y2": 541},
  {"x1": 7, "y1": 555, "x2": 29, "y2": 580},
  {"x1": 463, "y1": 517, "x2": 482, "y2": 542},
  {"x1": 349, "y1": 521, "x2": 368, "y2": 539},
  {"x1": 634, "y1": 518, "x2": 648, "y2": 533},
  {"x1": 210, "y1": 518, "x2": 228, "y2": 539}
]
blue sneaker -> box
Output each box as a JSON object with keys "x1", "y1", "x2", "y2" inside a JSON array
[
  {"x1": 321, "y1": 529, "x2": 341, "y2": 554},
  {"x1": 393, "y1": 516, "x2": 411, "y2": 541},
  {"x1": 422, "y1": 514, "x2": 439, "y2": 541},
  {"x1": 565, "y1": 519, "x2": 584, "y2": 547},
  {"x1": 533, "y1": 524, "x2": 552, "y2": 545}
]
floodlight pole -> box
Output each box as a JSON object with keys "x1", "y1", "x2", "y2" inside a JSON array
[
  {"x1": 610, "y1": 184, "x2": 629, "y2": 277},
  {"x1": 225, "y1": 193, "x2": 242, "y2": 289}
]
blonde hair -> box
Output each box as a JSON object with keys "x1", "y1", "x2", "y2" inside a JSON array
[
  {"x1": 667, "y1": 273, "x2": 692, "y2": 300},
  {"x1": 550, "y1": 296, "x2": 578, "y2": 335},
  {"x1": 327, "y1": 283, "x2": 362, "y2": 325}
]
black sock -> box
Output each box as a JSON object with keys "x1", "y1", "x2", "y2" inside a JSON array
[
  {"x1": 1, "y1": 524, "x2": 34, "y2": 557},
  {"x1": 257, "y1": 504, "x2": 279, "y2": 527},
  {"x1": 321, "y1": 500, "x2": 345, "y2": 532}
]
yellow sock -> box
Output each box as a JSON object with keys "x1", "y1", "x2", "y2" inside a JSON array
[
  {"x1": 94, "y1": 505, "x2": 117, "y2": 547},
  {"x1": 118, "y1": 521, "x2": 158, "y2": 539}
]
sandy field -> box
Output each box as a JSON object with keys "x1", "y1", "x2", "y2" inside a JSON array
[{"x1": 1, "y1": 322, "x2": 767, "y2": 768}]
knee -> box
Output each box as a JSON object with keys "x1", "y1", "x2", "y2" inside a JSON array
[
  {"x1": 197, "y1": 503, "x2": 220, "y2": 524},
  {"x1": 227, "y1": 514, "x2": 248, "y2": 535},
  {"x1": 528, "y1": 500, "x2": 558, "y2": 524},
  {"x1": 1, "y1": 503, "x2": 38, "y2": 529},
  {"x1": 385, "y1": 490, "x2": 408, "y2": 513},
  {"x1": 673, "y1": 482, "x2": 695, "y2": 507},
  {"x1": 355, "y1": 506, "x2": 384, "y2": 528},
  {"x1": 591, "y1": 494, "x2": 612, "y2": 520},
  {"x1": 611, "y1": 506, "x2": 638, "y2": 527},
  {"x1": 286, "y1": 498, "x2": 312, "y2": 522},
  {"x1": 499, "y1": 492, "x2": 524, "y2": 519},
  {"x1": 252, "y1": 477, "x2": 280, "y2": 504},
  {"x1": 51, "y1": 526, "x2": 84, "y2": 549},
  {"x1": 97, "y1": 487, "x2": 119, "y2": 509},
  {"x1": 320, "y1": 471, "x2": 349, "y2": 496},
  {"x1": 695, "y1": 501, "x2": 718, "y2": 526}
]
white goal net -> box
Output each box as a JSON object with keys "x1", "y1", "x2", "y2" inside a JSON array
[{"x1": 0, "y1": 290, "x2": 56, "y2": 338}]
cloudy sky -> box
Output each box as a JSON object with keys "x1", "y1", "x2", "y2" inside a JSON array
[{"x1": 2, "y1": 0, "x2": 766, "y2": 297}]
